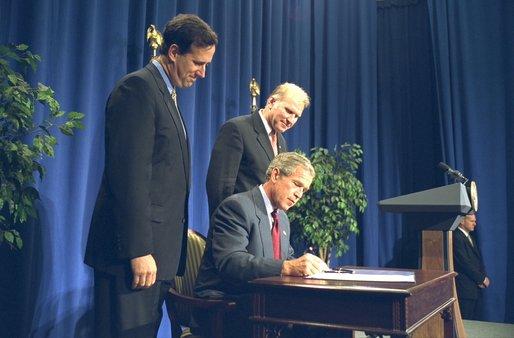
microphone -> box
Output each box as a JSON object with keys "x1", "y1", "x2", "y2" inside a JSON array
[{"x1": 438, "y1": 162, "x2": 468, "y2": 184}]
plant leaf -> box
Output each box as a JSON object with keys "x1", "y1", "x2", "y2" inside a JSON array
[
  {"x1": 0, "y1": 43, "x2": 84, "y2": 250},
  {"x1": 289, "y1": 144, "x2": 367, "y2": 258},
  {"x1": 4, "y1": 231, "x2": 14, "y2": 243}
]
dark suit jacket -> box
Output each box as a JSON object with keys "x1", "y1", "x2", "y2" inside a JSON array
[
  {"x1": 194, "y1": 186, "x2": 294, "y2": 298},
  {"x1": 85, "y1": 62, "x2": 189, "y2": 280},
  {"x1": 453, "y1": 229, "x2": 486, "y2": 300},
  {"x1": 206, "y1": 112, "x2": 287, "y2": 215}
]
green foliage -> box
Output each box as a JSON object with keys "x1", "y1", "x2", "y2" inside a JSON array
[
  {"x1": 0, "y1": 44, "x2": 84, "y2": 249},
  {"x1": 289, "y1": 144, "x2": 367, "y2": 260}
]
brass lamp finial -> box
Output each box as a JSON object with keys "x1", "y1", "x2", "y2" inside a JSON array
[
  {"x1": 146, "y1": 24, "x2": 163, "y2": 58},
  {"x1": 249, "y1": 78, "x2": 260, "y2": 112}
]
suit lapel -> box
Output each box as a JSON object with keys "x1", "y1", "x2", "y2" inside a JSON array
[
  {"x1": 468, "y1": 233, "x2": 481, "y2": 258},
  {"x1": 252, "y1": 112, "x2": 275, "y2": 161},
  {"x1": 251, "y1": 187, "x2": 274, "y2": 258},
  {"x1": 277, "y1": 133, "x2": 287, "y2": 153},
  {"x1": 458, "y1": 229, "x2": 481, "y2": 259},
  {"x1": 146, "y1": 63, "x2": 191, "y2": 184}
]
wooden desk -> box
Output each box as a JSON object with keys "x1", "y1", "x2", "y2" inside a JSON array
[{"x1": 250, "y1": 268, "x2": 456, "y2": 337}]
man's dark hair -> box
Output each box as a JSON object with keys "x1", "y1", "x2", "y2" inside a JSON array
[{"x1": 161, "y1": 14, "x2": 218, "y2": 55}]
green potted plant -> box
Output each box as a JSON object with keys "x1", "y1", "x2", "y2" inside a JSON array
[
  {"x1": 0, "y1": 44, "x2": 84, "y2": 249},
  {"x1": 289, "y1": 144, "x2": 367, "y2": 263}
]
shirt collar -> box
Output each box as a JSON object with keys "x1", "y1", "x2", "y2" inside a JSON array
[
  {"x1": 259, "y1": 109, "x2": 274, "y2": 136},
  {"x1": 258, "y1": 185, "x2": 275, "y2": 229},
  {"x1": 151, "y1": 59, "x2": 175, "y2": 95},
  {"x1": 458, "y1": 226, "x2": 470, "y2": 237}
]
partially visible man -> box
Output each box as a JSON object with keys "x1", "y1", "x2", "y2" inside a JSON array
[
  {"x1": 206, "y1": 83, "x2": 310, "y2": 215},
  {"x1": 453, "y1": 212, "x2": 490, "y2": 320},
  {"x1": 195, "y1": 152, "x2": 328, "y2": 337},
  {"x1": 84, "y1": 14, "x2": 217, "y2": 337}
]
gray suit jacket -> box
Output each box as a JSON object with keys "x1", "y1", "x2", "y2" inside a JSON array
[
  {"x1": 85, "y1": 62, "x2": 189, "y2": 280},
  {"x1": 206, "y1": 112, "x2": 287, "y2": 215},
  {"x1": 194, "y1": 186, "x2": 294, "y2": 297}
]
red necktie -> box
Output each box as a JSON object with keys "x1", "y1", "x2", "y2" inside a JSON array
[{"x1": 271, "y1": 210, "x2": 281, "y2": 259}]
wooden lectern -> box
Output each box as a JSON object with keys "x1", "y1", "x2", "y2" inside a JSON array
[{"x1": 379, "y1": 183, "x2": 475, "y2": 338}]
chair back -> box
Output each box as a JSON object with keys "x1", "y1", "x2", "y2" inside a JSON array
[{"x1": 173, "y1": 229, "x2": 206, "y2": 325}]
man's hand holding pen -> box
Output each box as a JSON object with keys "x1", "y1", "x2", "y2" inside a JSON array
[{"x1": 281, "y1": 253, "x2": 329, "y2": 277}]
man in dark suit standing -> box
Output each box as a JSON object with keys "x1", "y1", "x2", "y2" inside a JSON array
[
  {"x1": 195, "y1": 152, "x2": 328, "y2": 337},
  {"x1": 84, "y1": 14, "x2": 217, "y2": 337},
  {"x1": 453, "y1": 212, "x2": 490, "y2": 319},
  {"x1": 206, "y1": 83, "x2": 310, "y2": 215}
]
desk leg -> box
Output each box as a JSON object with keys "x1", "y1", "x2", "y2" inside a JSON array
[
  {"x1": 442, "y1": 307, "x2": 455, "y2": 338},
  {"x1": 252, "y1": 323, "x2": 264, "y2": 338},
  {"x1": 253, "y1": 323, "x2": 282, "y2": 338}
]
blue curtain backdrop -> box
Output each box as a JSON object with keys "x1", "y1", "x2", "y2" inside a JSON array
[
  {"x1": 426, "y1": 0, "x2": 514, "y2": 323},
  {"x1": 0, "y1": 0, "x2": 512, "y2": 337}
]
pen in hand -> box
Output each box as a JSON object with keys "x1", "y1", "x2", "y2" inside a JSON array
[
  {"x1": 304, "y1": 246, "x2": 318, "y2": 255},
  {"x1": 323, "y1": 268, "x2": 354, "y2": 274}
]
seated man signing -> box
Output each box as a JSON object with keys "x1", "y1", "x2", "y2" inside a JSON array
[{"x1": 194, "y1": 152, "x2": 328, "y2": 337}]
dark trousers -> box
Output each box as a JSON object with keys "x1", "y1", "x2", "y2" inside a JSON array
[
  {"x1": 94, "y1": 270, "x2": 173, "y2": 338},
  {"x1": 459, "y1": 298, "x2": 479, "y2": 320},
  {"x1": 193, "y1": 294, "x2": 252, "y2": 338}
]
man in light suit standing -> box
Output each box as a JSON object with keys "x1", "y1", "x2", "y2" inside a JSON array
[
  {"x1": 453, "y1": 212, "x2": 490, "y2": 319},
  {"x1": 85, "y1": 14, "x2": 217, "y2": 337},
  {"x1": 195, "y1": 152, "x2": 328, "y2": 337},
  {"x1": 206, "y1": 83, "x2": 310, "y2": 215}
]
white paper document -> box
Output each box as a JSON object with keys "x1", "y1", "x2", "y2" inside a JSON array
[{"x1": 306, "y1": 268, "x2": 415, "y2": 283}]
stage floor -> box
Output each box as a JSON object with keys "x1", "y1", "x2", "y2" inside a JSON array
[{"x1": 354, "y1": 320, "x2": 514, "y2": 338}]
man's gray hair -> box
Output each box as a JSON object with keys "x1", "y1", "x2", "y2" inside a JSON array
[
  {"x1": 266, "y1": 152, "x2": 315, "y2": 180},
  {"x1": 270, "y1": 82, "x2": 310, "y2": 110}
]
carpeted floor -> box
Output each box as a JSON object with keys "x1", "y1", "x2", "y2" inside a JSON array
[
  {"x1": 463, "y1": 320, "x2": 514, "y2": 338},
  {"x1": 354, "y1": 320, "x2": 514, "y2": 338}
]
